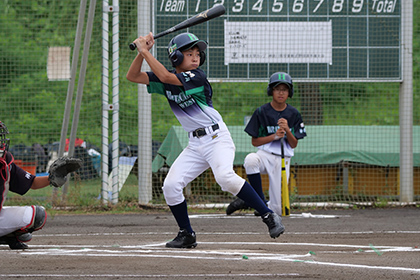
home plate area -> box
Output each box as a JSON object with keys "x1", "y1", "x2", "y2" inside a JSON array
[{"x1": 1, "y1": 210, "x2": 419, "y2": 279}]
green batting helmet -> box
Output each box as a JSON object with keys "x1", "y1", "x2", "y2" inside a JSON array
[
  {"x1": 167, "y1": 33, "x2": 207, "y2": 67},
  {"x1": 267, "y1": 72, "x2": 294, "y2": 98}
]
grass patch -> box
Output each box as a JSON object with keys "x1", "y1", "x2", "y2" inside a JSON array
[{"x1": 4, "y1": 174, "x2": 148, "y2": 214}]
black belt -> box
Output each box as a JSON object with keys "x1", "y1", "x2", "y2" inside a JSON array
[{"x1": 192, "y1": 124, "x2": 219, "y2": 137}]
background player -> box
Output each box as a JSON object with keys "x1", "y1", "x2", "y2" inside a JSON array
[
  {"x1": 226, "y1": 72, "x2": 306, "y2": 216},
  {"x1": 126, "y1": 32, "x2": 285, "y2": 248},
  {"x1": 0, "y1": 121, "x2": 82, "y2": 249}
]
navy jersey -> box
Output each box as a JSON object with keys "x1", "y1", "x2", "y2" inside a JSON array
[
  {"x1": 1, "y1": 152, "x2": 35, "y2": 209},
  {"x1": 147, "y1": 68, "x2": 223, "y2": 132},
  {"x1": 245, "y1": 103, "x2": 306, "y2": 157}
]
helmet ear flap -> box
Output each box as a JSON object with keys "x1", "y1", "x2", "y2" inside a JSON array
[
  {"x1": 267, "y1": 86, "x2": 272, "y2": 96},
  {"x1": 199, "y1": 51, "x2": 206, "y2": 66},
  {"x1": 169, "y1": 50, "x2": 184, "y2": 67}
]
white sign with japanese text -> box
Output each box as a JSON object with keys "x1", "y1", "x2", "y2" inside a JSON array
[{"x1": 224, "y1": 21, "x2": 333, "y2": 65}]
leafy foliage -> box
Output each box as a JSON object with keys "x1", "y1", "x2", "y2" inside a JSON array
[{"x1": 0, "y1": 0, "x2": 419, "y2": 148}]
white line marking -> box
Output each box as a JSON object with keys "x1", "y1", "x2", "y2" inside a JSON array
[
  {"x1": 16, "y1": 247, "x2": 420, "y2": 273},
  {"x1": 282, "y1": 259, "x2": 420, "y2": 273},
  {"x1": 0, "y1": 273, "x2": 300, "y2": 278},
  {"x1": 11, "y1": 240, "x2": 419, "y2": 274},
  {"x1": 5, "y1": 212, "x2": 419, "y2": 276},
  {"x1": 33, "y1": 230, "x2": 420, "y2": 238},
  {"x1": 9, "y1": 241, "x2": 418, "y2": 251},
  {"x1": 189, "y1": 213, "x2": 351, "y2": 218}
]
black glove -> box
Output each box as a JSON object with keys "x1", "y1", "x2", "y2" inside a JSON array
[{"x1": 48, "y1": 157, "x2": 83, "y2": 187}]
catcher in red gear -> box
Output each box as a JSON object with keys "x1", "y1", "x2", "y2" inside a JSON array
[{"x1": 0, "y1": 121, "x2": 82, "y2": 250}]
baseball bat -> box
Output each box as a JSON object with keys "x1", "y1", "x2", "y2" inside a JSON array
[
  {"x1": 280, "y1": 137, "x2": 290, "y2": 216},
  {"x1": 129, "y1": 5, "x2": 225, "y2": 50}
]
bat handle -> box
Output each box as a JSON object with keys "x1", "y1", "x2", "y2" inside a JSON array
[
  {"x1": 129, "y1": 34, "x2": 158, "y2": 50},
  {"x1": 280, "y1": 137, "x2": 285, "y2": 158},
  {"x1": 129, "y1": 43, "x2": 136, "y2": 50}
]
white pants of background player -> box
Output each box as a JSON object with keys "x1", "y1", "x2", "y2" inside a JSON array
[
  {"x1": 244, "y1": 149, "x2": 291, "y2": 216},
  {"x1": 0, "y1": 206, "x2": 37, "y2": 237},
  {"x1": 163, "y1": 121, "x2": 245, "y2": 206}
]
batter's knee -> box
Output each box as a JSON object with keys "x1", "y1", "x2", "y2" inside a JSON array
[
  {"x1": 244, "y1": 153, "x2": 261, "y2": 174},
  {"x1": 162, "y1": 179, "x2": 185, "y2": 206},
  {"x1": 213, "y1": 170, "x2": 244, "y2": 195}
]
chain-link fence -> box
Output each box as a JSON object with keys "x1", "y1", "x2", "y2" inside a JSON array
[{"x1": 1, "y1": 0, "x2": 419, "y2": 208}]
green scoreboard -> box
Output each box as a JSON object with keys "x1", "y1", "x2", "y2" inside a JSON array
[{"x1": 155, "y1": 0, "x2": 401, "y2": 81}]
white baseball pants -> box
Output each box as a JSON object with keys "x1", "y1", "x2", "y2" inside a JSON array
[
  {"x1": 0, "y1": 206, "x2": 34, "y2": 237},
  {"x1": 244, "y1": 149, "x2": 291, "y2": 216},
  {"x1": 163, "y1": 122, "x2": 245, "y2": 206}
]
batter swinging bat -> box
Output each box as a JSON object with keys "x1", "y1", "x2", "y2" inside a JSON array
[
  {"x1": 281, "y1": 137, "x2": 290, "y2": 216},
  {"x1": 129, "y1": 5, "x2": 226, "y2": 50}
]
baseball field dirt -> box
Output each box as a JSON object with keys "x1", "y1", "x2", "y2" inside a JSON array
[{"x1": 1, "y1": 207, "x2": 419, "y2": 279}]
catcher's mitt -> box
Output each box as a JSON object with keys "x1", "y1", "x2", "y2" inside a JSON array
[{"x1": 48, "y1": 157, "x2": 83, "y2": 188}]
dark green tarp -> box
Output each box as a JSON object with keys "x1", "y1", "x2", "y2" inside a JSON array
[{"x1": 152, "y1": 126, "x2": 420, "y2": 172}]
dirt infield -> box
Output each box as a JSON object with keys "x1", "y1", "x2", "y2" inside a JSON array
[{"x1": 1, "y1": 207, "x2": 419, "y2": 279}]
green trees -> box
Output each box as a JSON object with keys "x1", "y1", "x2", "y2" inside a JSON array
[{"x1": 1, "y1": 0, "x2": 419, "y2": 147}]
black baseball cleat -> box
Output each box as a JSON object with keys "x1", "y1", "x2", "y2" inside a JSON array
[
  {"x1": 166, "y1": 229, "x2": 197, "y2": 249},
  {"x1": 0, "y1": 235, "x2": 29, "y2": 250},
  {"x1": 226, "y1": 197, "x2": 250, "y2": 215},
  {"x1": 262, "y1": 212, "x2": 285, "y2": 238}
]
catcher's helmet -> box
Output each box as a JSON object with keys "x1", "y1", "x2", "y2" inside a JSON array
[
  {"x1": 167, "y1": 33, "x2": 207, "y2": 67},
  {"x1": 267, "y1": 72, "x2": 294, "y2": 98},
  {"x1": 0, "y1": 121, "x2": 10, "y2": 158}
]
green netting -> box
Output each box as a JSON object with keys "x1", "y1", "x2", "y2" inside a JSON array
[{"x1": 1, "y1": 0, "x2": 419, "y2": 206}]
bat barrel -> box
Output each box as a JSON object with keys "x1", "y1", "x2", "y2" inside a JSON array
[{"x1": 129, "y1": 5, "x2": 225, "y2": 50}]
